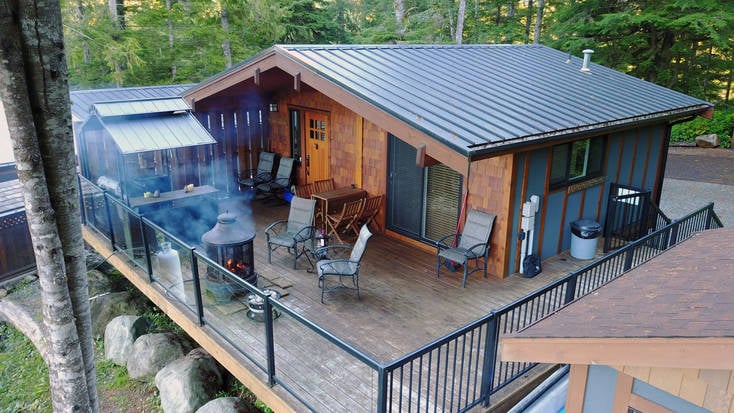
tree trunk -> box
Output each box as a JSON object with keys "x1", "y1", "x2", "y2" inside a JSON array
[
  {"x1": 533, "y1": 0, "x2": 544, "y2": 44},
  {"x1": 167, "y1": 0, "x2": 177, "y2": 80},
  {"x1": 524, "y1": 0, "x2": 534, "y2": 44},
  {"x1": 455, "y1": 0, "x2": 466, "y2": 45},
  {"x1": 0, "y1": 2, "x2": 97, "y2": 412},
  {"x1": 394, "y1": 0, "x2": 405, "y2": 39},
  {"x1": 221, "y1": 5, "x2": 232, "y2": 69}
]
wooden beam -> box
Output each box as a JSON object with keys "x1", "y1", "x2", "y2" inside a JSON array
[
  {"x1": 565, "y1": 365, "x2": 588, "y2": 413},
  {"x1": 254, "y1": 68, "x2": 261, "y2": 86},
  {"x1": 500, "y1": 336, "x2": 734, "y2": 370},
  {"x1": 293, "y1": 72, "x2": 301, "y2": 92}
]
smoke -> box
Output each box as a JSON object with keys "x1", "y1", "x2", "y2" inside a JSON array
[{"x1": 143, "y1": 192, "x2": 255, "y2": 248}]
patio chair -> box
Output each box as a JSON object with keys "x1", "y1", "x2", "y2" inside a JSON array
[
  {"x1": 312, "y1": 178, "x2": 335, "y2": 194},
  {"x1": 325, "y1": 198, "x2": 364, "y2": 244},
  {"x1": 257, "y1": 157, "x2": 294, "y2": 203},
  {"x1": 265, "y1": 196, "x2": 317, "y2": 269},
  {"x1": 238, "y1": 151, "x2": 275, "y2": 191},
  {"x1": 435, "y1": 209, "x2": 496, "y2": 288},
  {"x1": 350, "y1": 194, "x2": 383, "y2": 236},
  {"x1": 316, "y1": 224, "x2": 372, "y2": 303},
  {"x1": 294, "y1": 183, "x2": 313, "y2": 199}
]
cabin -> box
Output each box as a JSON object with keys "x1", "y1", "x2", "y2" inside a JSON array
[
  {"x1": 183, "y1": 44, "x2": 713, "y2": 279},
  {"x1": 500, "y1": 226, "x2": 734, "y2": 412}
]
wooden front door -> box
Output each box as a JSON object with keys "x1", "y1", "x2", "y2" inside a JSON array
[{"x1": 304, "y1": 111, "x2": 330, "y2": 183}]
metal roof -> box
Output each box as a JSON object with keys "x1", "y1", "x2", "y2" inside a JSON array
[
  {"x1": 276, "y1": 44, "x2": 712, "y2": 156},
  {"x1": 0, "y1": 179, "x2": 24, "y2": 216},
  {"x1": 90, "y1": 97, "x2": 215, "y2": 154},
  {"x1": 92, "y1": 97, "x2": 191, "y2": 117},
  {"x1": 70, "y1": 84, "x2": 194, "y2": 121}
]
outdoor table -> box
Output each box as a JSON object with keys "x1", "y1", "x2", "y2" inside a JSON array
[{"x1": 311, "y1": 186, "x2": 366, "y2": 231}]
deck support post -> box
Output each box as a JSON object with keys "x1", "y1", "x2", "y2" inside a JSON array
[{"x1": 376, "y1": 366, "x2": 389, "y2": 413}]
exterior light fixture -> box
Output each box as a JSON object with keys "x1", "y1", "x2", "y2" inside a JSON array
[{"x1": 269, "y1": 103, "x2": 278, "y2": 112}]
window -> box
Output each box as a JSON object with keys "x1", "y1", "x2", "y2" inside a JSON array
[{"x1": 549, "y1": 137, "x2": 605, "y2": 189}]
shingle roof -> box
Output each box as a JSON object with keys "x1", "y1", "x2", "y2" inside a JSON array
[
  {"x1": 70, "y1": 84, "x2": 194, "y2": 121},
  {"x1": 276, "y1": 44, "x2": 711, "y2": 156}
]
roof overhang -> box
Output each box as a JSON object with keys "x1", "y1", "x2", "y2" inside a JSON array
[{"x1": 500, "y1": 336, "x2": 734, "y2": 370}]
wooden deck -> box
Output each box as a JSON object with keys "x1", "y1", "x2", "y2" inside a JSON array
[{"x1": 86, "y1": 194, "x2": 600, "y2": 412}]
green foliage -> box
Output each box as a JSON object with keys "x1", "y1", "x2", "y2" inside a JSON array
[
  {"x1": 0, "y1": 323, "x2": 51, "y2": 413},
  {"x1": 671, "y1": 107, "x2": 734, "y2": 148}
]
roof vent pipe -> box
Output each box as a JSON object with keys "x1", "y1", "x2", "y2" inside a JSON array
[{"x1": 580, "y1": 49, "x2": 594, "y2": 72}]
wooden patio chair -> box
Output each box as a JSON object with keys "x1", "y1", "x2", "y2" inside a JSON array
[
  {"x1": 316, "y1": 224, "x2": 372, "y2": 303},
  {"x1": 350, "y1": 194, "x2": 383, "y2": 236},
  {"x1": 238, "y1": 151, "x2": 275, "y2": 191},
  {"x1": 435, "y1": 209, "x2": 496, "y2": 288},
  {"x1": 294, "y1": 183, "x2": 313, "y2": 199},
  {"x1": 265, "y1": 196, "x2": 317, "y2": 269},
  {"x1": 325, "y1": 198, "x2": 364, "y2": 244},
  {"x1": 257, "y1": 157, "x2": 294, "y2": 203},
  {"x1": 312, "y1": 178, "x2": 335, "y2": 194}
]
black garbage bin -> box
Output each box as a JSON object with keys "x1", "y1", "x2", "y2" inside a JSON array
[{"x1": 570, "y1": 219, "x2": 602, "y2": 260}]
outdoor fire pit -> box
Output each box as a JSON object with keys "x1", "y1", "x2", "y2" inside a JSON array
[
  {"x1": 246, "y1": 289, "x2": 281, "y2": 322},
  {"x1": 201, "y1": 212, "x2": 257, "y2": 303}
]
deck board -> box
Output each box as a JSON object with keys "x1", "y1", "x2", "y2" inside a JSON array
[{"x1": 89, "y1": 194, "x2": 600, "y2": 412}]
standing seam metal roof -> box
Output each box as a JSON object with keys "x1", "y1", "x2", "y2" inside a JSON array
[
  {"x1": 89, "y1": 97, "x2": 216, "y2": 154},
  {"x1": 70, "y1": 84, "x2": 194, "y2": 121},
  {"x1": 278, "y1": 44, "x2": 711, "y2": 156}
]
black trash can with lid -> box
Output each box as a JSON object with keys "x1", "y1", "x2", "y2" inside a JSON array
[{"x1": 570, "y1": 219, "x2": 601, "y2": 260}]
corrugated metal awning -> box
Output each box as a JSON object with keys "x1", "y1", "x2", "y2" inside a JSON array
[
  {"x1": 93, "y1": 97, "x2": 191, "y2": 117},
  {"x1": 71, "y1": 85, "x2": 194, "y2": 122},
  {"x1": 101, "y1": 112, "x2": 216, "y2": 154}
]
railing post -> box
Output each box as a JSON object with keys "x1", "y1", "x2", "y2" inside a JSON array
[
  {"x1": 103, "y1": 193, "x2": 116, "y2": 251},
  {"x1": 141, "y1": 218, "x2": 153, "y2": 280},
  {"x1": 564, "y1": 273, "x2": 578, "y2": 304},
  {"x1": 190, "y1": 252, "x2": 205, "y2": 326},
  {"x1": 623, "y1": 245, "x2": 635, "y2": 272},
  {"x1": 77, "y1": 174, "x2": 87, "y2": 225},
  {"x1": 668, "y1": 220, "x2": 680, "y2": 248},
  {"x1": 480, "y1": 313, "x2": 500, "y2": 407},
  {"x1": 263, "y1": 297, "x2": 277, "y2": 387},
  {"x1": 376, "y1": 366, "x2": 389, "y2": 413},
  {"x1": 705, "y1": 203, "x2": 715, "y2": 229}
]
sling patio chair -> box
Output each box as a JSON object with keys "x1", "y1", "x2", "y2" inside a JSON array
[
  {"x1": 325, "y1": 198, "x2": 364, "y2": 244},
  {"x1": 265, "y1": 196, "x2": 317, "y2": 269},
  {"x1": 435, "y1": 209, "x2": 496, "y2": 288},
  {"x1": 238, "y1": 151, "x2": 275, "y2": 192},
  {"x1": 316, "y1": 224, "x2": 372, "y2": 303},
  {"x1": 257, "y1": 157, "x2": 294, "y2": 203}
]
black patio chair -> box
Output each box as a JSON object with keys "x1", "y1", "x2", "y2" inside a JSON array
[
  {"x1": 238, "y1": 151, "x2": 275, "y2": 192},
  {"x1": 257, "y1": 157, "x2": 294, "y2": 203},
  {"x1": 435, "y1": 209, "x2": 496, "y2": 288},
  {"x1": 316, "y1": 224, "x2": 372, "y2": 303},
  {"x1": 265, "y1": 196, "x2": 317, "y2": 269}
]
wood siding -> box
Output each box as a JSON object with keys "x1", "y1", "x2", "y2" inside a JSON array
[{"x1": 615, "y1": 366, "x2": 734, "y2": 412}]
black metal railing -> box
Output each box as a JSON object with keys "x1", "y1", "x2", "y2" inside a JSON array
[{"x1": 78, "y1": 175, "x2": 722, "y2": 412}]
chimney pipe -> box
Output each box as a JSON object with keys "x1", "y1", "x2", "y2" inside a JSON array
[{"x1": 581, "y1": 49, "x2": 594, "y2": 72}]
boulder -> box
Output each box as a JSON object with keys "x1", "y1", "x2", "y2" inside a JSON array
[
  {"x1": 90, "y1": 291, "x2": 149, "y2": 337},
  {"x1": 695, "y1": 133, "x2": 720, "y2": 148},
  {"x1": 87, "y1": 269, "x2": 113, "y2": 297},
  {"x1": 155, "y1": 348, "x2": 224, "y2": 413},
  {"x1": 196, "y1": 397, "x2": 256, "y2": 413},
  {"x1": 127, "y1": 332, "x2": 192, "y2": 378},
  {"x1": 104, "y1": 315, "x2": 151, "y2": 366}
]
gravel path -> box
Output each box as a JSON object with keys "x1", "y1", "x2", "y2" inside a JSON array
[{"x1": 660, "y1": 147, "x2": 734, "y2": 226}]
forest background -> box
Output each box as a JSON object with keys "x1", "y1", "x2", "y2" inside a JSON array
[{"x1": 63, "y1": 0, "x2": 734, "y2": 146}]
